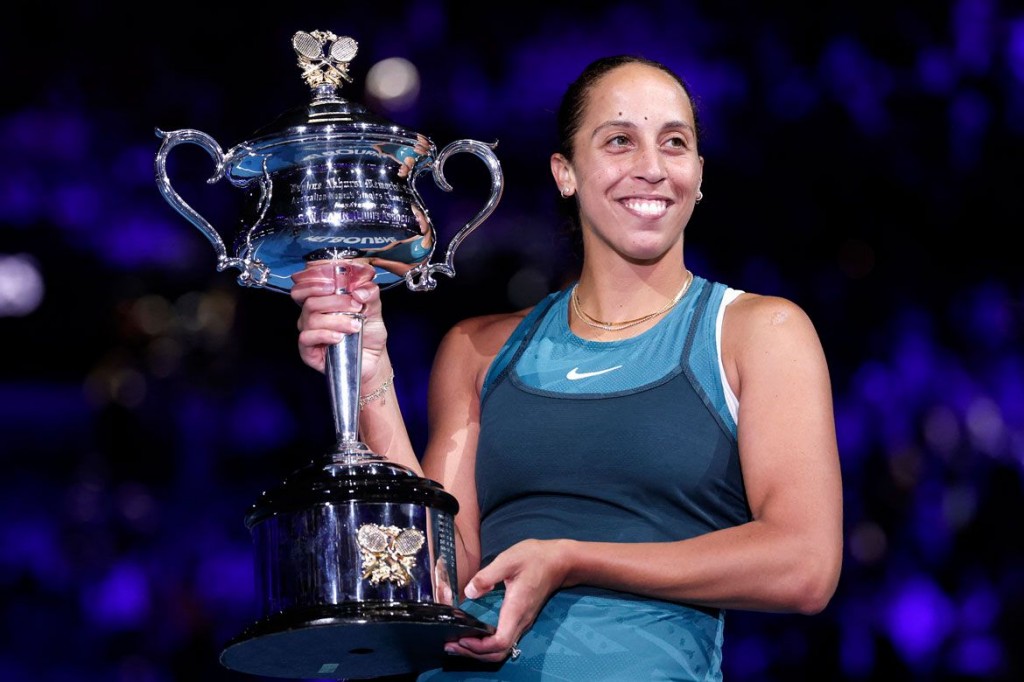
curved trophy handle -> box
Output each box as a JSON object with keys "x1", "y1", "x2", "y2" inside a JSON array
[
  {"x1": 154, "y1": 128, "x2": 271, "y2": 287},
  {"x1": 404, "y1": 139, "x2": 504, "y2": 292}
]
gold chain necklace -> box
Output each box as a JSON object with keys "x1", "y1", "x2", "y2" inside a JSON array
[{"x1": 571, "y1": 270, "x2": 694, "y2": 332}]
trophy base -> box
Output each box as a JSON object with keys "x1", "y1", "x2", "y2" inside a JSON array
[{"x1": 220, "y1": 601, "x2": 494, "y2": 679}]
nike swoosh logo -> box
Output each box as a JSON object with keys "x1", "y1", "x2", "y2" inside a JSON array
[{"x1": 566, "y1": 365, "x2": 623, "y2": 380}]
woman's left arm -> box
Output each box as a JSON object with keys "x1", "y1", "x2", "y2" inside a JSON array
[{"x1": 694, "y1": 292, "x2": 844, "y2": 613}]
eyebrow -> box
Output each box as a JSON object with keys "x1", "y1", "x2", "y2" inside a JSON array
[{"x1": 590, "y1": 119, "x2": 696, "y2": 139}]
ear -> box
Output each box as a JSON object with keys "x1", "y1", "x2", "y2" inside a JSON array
[{"x1": 550, "y1": 153, "x2": 574, "y2": 196}]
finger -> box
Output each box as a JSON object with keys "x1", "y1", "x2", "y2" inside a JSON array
[
  {"x1": 463, "y1": 560, "x2": 502, "y2": 600},
  {"x1": 290, "y1": 276, "x2": 344, "y2": 308},
  {"x1": 298, "y1": 328, "x2": 347, "y2": 348},
  {"x1": 329, "y1": 260, "x2": 376, "y2": 293},
  {"x1": 290, "y1": 281, "x2": 334, "y2": 306},
  {"x1": 347, "y1": 268, "x2": 380, "y2": 303},
  {"x1": 463, "y1": 577, "x2": 494, "y2": 601},
  {"x1": 445, "y1": 637, "x2": 514, "y2": 663},
  {"x1": 301, "y1": 293, "x2": 366, "y2": 317},
  {"x1": 297, "y1": 306, "x2": 363, "y2": 336},
  {"x1": 345, "y1": 260, "x2": 377, "y2": 284},
  {"x1": 292, "y1": 261, "x2": 376, "y2": 298},
  {"x1": 350, "y1": 284, "x2": 373, "y2": 305},
  {"x1": 291, "y1": 262, "x2": 339, "y2": 285}
]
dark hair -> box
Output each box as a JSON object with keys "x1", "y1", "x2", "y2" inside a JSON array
[{"x1": 555, "y1": 55, "x2": 703, "y2": 258}]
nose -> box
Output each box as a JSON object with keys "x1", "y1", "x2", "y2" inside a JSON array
[{"x1": 633, "y1": 143, "x2": 667, "y2": 183}]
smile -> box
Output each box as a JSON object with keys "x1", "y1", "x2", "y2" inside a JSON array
[{"x1": 621, "y1": 198, "x2": 669, "y2": 217}]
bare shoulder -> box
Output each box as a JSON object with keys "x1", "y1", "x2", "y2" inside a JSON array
[
  {"x1": 443, "y1": 308, "x2": 531, "y2": 354},
  {"x1": 721, "y1": 292, "x2": 830, "y2": 400},
  {"x1": 433, "y1": 307, "x2": 534, "y2": 383},
  {"x1": 449, "y1": 308, "x2": 531, "y2": 349},
  {"x1": 725, "y1": 292, "x2": 818, "y2": 337},
  {"x1": 722, "y1": 292, "x2": 825, "y2": 365}
]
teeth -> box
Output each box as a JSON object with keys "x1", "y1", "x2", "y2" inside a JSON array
[{"x1": 622, "y1": 199, "x2": 668, "y2": 217}]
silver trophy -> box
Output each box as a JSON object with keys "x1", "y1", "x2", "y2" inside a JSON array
[{"x1": 154, "y1": 30, "x2": 502, "y2": 680}]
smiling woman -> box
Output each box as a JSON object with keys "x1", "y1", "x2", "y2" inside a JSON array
[
  {"x1": 551, "y1": 59, "x2": 704, "y2": 274},
  {"x1": 290, "y1": 53, "x2": 843, "y2": 681}
]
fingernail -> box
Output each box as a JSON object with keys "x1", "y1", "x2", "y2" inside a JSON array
[{"x1": 352, "y1": 288, "x2": 369, "y2": 302}]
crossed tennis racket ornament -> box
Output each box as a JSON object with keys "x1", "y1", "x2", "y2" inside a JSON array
[{"x1": 357, "y1": 523, "x2": 427, "y2": 587}]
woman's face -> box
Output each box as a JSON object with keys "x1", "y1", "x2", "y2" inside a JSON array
[{"x1": 553, "y1": 63, "x2": 704, "y2": 263}]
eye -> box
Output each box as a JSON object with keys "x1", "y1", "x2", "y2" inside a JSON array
[
  {"x1": 663, "y1": 134, "x2": 689, "y2": 150},
  {"x1": 607, "y1": 133, "x2": 633, "y2": 148}
]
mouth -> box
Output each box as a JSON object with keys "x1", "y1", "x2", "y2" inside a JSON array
[{"x1": 620, "y1": 197, "x2": 670, "y2": 218}]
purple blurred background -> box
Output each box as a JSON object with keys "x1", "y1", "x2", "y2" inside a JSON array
[{"x1": 3, "y1": 1, "x2": 1023, "y2": 680}]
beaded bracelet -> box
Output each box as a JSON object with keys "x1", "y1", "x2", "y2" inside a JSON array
[{"x1": 358, "y1": 370, "x2": 395, "y2": 409}]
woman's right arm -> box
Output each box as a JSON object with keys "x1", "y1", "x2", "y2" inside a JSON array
[
  {"x1": 291, "y1": 260, "x2": 421, "y2": 475},
  {"x1": 292, "y1": 261, "x2": 525, "y2": 589}
]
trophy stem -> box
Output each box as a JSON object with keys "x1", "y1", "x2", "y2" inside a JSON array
[{"x1": 323, "y1": 313, "x2": 378, "y2": 462}]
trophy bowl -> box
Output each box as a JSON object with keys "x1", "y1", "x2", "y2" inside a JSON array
[
  {"x1": 154, "y1": 30, "x2": 502, "y2": 679},
  {"x1": 155, "y1": 31, "x2": 502, "y2": 295}
]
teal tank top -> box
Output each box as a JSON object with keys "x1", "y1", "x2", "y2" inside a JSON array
[
  {"x1": 416, "y1": 276, "x2": 751, "y2": 681},
  {"x1": 476, "y1": 275, "x2": 751, "y2": 564}
]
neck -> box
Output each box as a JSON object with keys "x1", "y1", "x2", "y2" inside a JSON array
[{"x1": 571, "y1": 269, "x2": 694, "y2": 332}]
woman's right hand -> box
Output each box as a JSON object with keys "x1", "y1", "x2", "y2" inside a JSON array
[{"x1": 290, "y1": 260, "x2": 389, "y2": 383}]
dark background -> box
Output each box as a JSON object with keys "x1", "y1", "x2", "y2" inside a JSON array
[{"x1": 2, "y1": 1, "x2": 1023, "y2": 680}]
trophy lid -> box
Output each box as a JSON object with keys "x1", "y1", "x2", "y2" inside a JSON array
[
  {"x1": 243, "y1": 457, "x2": 460, "y2": 527},
  {"x1": 225, "y1": 30, "x2": 432, "y2": 180}
]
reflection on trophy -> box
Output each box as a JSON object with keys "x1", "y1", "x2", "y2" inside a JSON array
[{"x1": 154, "y1": 30, "x2": 502, "y2": 680}]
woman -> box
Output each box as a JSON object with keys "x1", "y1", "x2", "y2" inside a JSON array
[{"x1": 291, "y1": 55, "x2": 843, "y2": 681}]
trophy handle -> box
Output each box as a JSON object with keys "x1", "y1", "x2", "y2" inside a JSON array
[
  {"x1": 154, "y1": 128, "x2": 270, "y2": 286},
  {"x1": 405, "y1": 139, "x2": 504, "y2": 292}
]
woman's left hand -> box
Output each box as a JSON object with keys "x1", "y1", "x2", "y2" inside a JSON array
[{"x1": 444, "y1": 539, "x2": 573, "y2": 662}]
